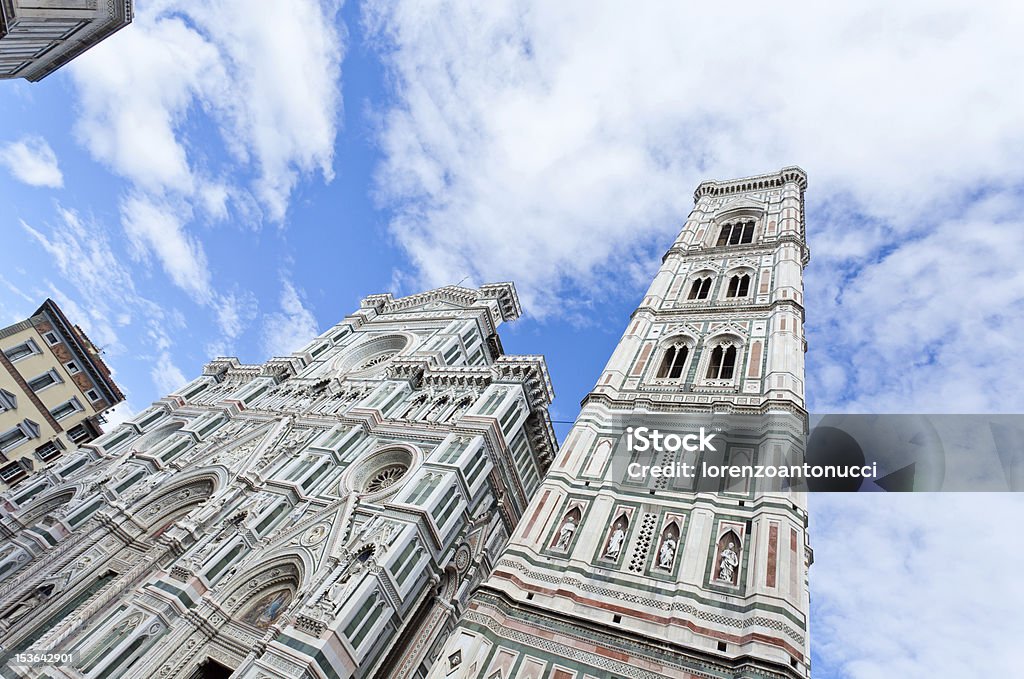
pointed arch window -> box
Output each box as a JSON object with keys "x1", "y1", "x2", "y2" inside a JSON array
[
  {"x1": 706, "y1": 345, "x2": 738, "y2": 380},
  {"x1": 725, "y1": 274, "x2": 750, "y2": 298},
  {"x1": 715, "y1": 221, "x2": 756, "y2": 246},
  {"x1": 687, "y1": 277, "x2": 712, "y2": 300},
  {"x1": 656, "y1": 345, "x2": 690, "y2": 379}
]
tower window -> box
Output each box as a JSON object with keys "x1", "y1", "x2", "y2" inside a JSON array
[
  {"x1": 687, "y1": 277, "x2": 712, "y2": 300},
  {"x1": 715, "y1": 221, "x2": 755, "y2": 246},
  {"x1": 706, "y1": 345, "x2": 738, "y2": 380},
  {"x1": 656, "y1": 345, "x2": 689, "y2": 379},
  {"x1": 725, "y1": 274, "x2": 751, "y2": 298}
]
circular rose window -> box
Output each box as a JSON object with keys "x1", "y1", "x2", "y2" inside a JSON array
[
  {"x1": 364, "y1": 464, "x2": 408, "y2": 493},
  {"x1": 343, "y1": 446, "x2": 419, "y2": 496},
  {"x1": 333, "y1": 335, "x2": 411, "y2": 377}
]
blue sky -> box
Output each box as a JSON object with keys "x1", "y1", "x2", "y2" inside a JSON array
[{"x1": 2, "y1": 2, "x2": 1023, "y2": 677}]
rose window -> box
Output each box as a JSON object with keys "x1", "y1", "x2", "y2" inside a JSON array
[
  {"x1": 357, "y1": 351, "x2": 397, "y2": 371},
  {"x1": 364, "y1": 464, "x2": 408, "y2": 493}
]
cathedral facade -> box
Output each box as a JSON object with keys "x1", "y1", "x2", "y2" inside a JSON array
[
  {"x1": 0, "y1": 283, "x2": 557, "y2": 678},
  {"x1": 430, "y1": 168, "x2": 813, "y2": 679}
]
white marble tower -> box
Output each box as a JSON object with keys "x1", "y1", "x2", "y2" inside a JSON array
[{"x1": 429, "y1": 168, "x2": 813, "y2": 679}]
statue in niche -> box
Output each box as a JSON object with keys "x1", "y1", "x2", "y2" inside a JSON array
[
  {"x1": 718, "y1": 541, "x2": 739, "y2": 583},
  {"x1": 556, "y1": 516, "x2": 576, "y2": 549},
  {"x1": 659, "y1": 537, "x2": 677, "y2": 569},
  {"x1": 189, "y1": 528, "x2": 226, "y2": 569},
  {"x1": 294, "y1": 390, "x2": 314, "y2": 412},
  {"x1": 3, "y1": 584, "x2": 54, "y2": 624},
  {"x1": 327, "y1": 554, "x2": 371, "y2": 606},
  {"x1": 604, "y1": 522, "x2": 626, "y2": 559},
  {"x1": 327, "y1": 579, "x2": 346, "y2": 607}
]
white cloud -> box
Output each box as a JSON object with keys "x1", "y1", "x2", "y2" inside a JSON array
[
  {"x1": 215, "y1": 289, "x2": 258, "y2": 341},
  {"x1": 120, "y1": 195, "x2": 213, "y2": 305},
  {"x1": 363, "y1": 1, "x2": 1024, "y2": 359},
  {"x1": 151, "y1": 351, "x2": 187, "y2": 395},
  {"x1": 70, "y1": 13, "x2": 222, "y2": 194},
  {"x1": 0, "y1": 135, "x2": 64, "y2": 188},
  {"x1": 261, "y1": 278, "x2": 319, "y2": 357},
  {"x1": 59, "y1": 0, "x2": 343, "y2": 359},
  {"x1": 185, "y1": 0, "x2": 344, "y2": 221},
  {"x1": 69, "y1": 0, "x2": 344, "y2": 221},
  {"x1": 806, "y1": 194, "x2": 1024, "y2": 413},
  {"x1": 101, "y1": 400, "x2": 137, "y2": 430},
  {"x1": 811, "y1": 494, "x2": 1024, "y2": 678},
  {"x1": 0, "y1": 273, "x2": 37, "y2": 305},
  {"x1": 21, "y1": 209, "x2": 141, "y2": 354}
]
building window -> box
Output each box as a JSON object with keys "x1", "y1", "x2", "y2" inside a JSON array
[
  {"x1": 67, "y1": 423, "x2": 91, "y2": 444},
  {"x1": 86, "y1": 389, "x2": 100, "y2": 402},
  {"x1": 656, "y1": 345, "x2": 690, "y2": 379},
  {"x1": 43, "y1": 331, "x2": 59, "y2": 345},
  {"x1": 3, "y1": 339, "x2": 40, "y2": 362},
  {"x1": 725, "y1": 274, "x2": 751, "y2": 298},
  {"x1": 27, "y1": 369, "x2": 62, "y2": 392},
  {"x1": 716, "y1": 221, "x2": 755, "y2": 246},
  {"x1": 0, "y1": 427, "x2": 28, "y2": 452},
  {"x1": 50, "y1": 398, "x2": 82, "y2": 421},
  {"x1": 35, "y1": 441, "x2": 64, "y2": 462},
  {"x1": 706, "y1": 345, "x2": 738, "y2": 380},
  {"x1": 0, "y1": 461, "x2": 29, "y2": 485},
  {"x1": 66, "y1": 360, "x2": 80, "y2": 374},
  {"x1": 687, "y1": 277, "x2": 712, "y2": 300},
  {"x1": 0, "y1": 389, "x2": 16, "y2": 412},
  {"x1": 0, "y1": 420, "x2": 38, "y2": 452}
]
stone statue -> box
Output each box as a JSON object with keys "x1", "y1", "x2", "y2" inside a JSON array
[
  {"x1": 658, "y1": 537, "x2": 676, "y2": 569},
  {"x1": 604, "y1": 523, "x2": 626, "y2": 558},
  {"x1": 327, "y1": 579, "x2": 349, "y2": 609},
  {"x1": 718, "y1": 542, "x2": 739, "y2": 582},
  {"x1": 4, "y1": 585, "x2": 52, "y2": 624},
  {"x1": 556, "y1": 517, "x2": 576, "y2": 549}
]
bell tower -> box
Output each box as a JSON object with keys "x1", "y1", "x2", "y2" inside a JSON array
[{"x1": 429, "y1": 167, "x2": 813, "y2": 679}]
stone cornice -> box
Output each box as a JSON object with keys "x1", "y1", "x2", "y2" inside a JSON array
[{"x1": 694, "y1": 166, "x2": 807, "y2": 201}]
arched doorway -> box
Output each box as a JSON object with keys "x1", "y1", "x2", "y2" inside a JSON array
[{"x1": 188, "y1": 657, "x2": 234, "y2": 679}]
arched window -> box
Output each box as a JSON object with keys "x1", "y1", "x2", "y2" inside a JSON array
[
  {"x1": 656, "y1": 345, "x2": 689, "y2": 379},
  {"x1": 444, "y1": 396, "x2": 473, "y2": 423},
  {"x1": 424, "y1": 395, "x2": 451, "y2": 422},
  {"x1": 706, "y1": 345, "x2": 738, "y2": 380},
  {"x1": 687, "y1": 277, "x2": 712, "y2": 300},
  {"x1": 725, "y1": 274, "x2": 750, "y2": 298},
  {"x1": 399, "y1": 395, "x2": 427, "y2": 419},
  {"x1": 715, "y1": 221, "x2": 755, "y2": 246}
]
